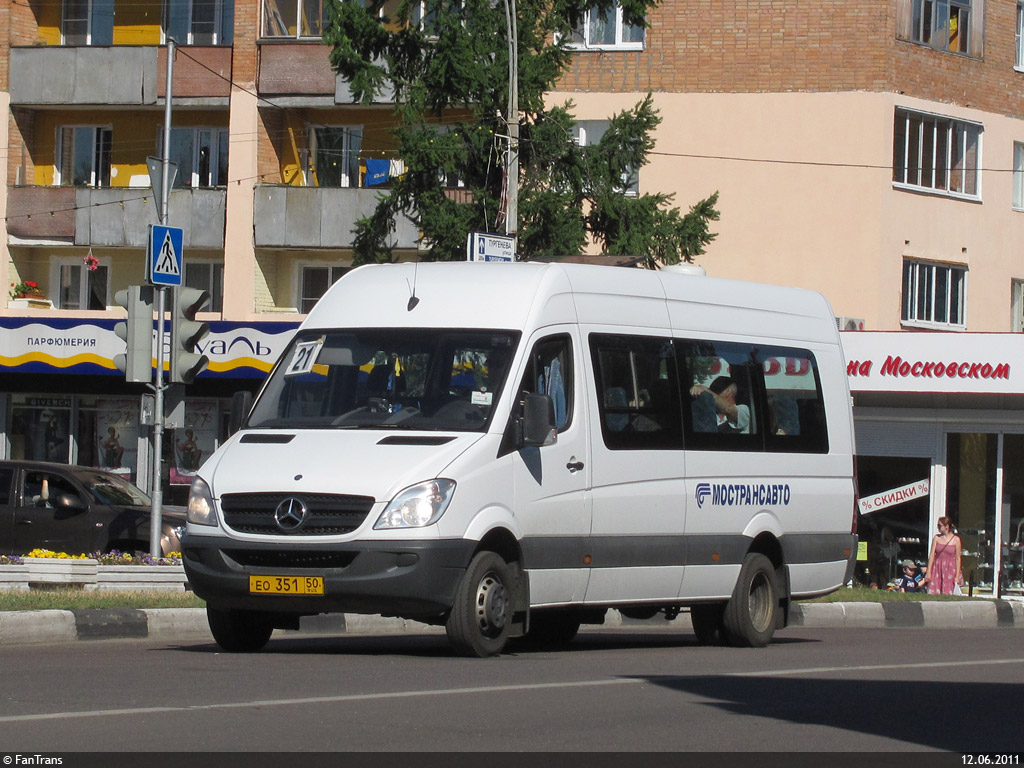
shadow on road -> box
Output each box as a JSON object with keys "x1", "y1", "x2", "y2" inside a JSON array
[{"x1": 635, "y1": 673, "x2": 1019, "y2": 752}]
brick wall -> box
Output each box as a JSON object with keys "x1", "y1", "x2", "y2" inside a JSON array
[{"x1": 559, "y1": 0, "x2": 1024, "y2": 120}]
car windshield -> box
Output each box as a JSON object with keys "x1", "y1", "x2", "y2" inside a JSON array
[
  {"x1": 247, "y1": 328, "x2": 521, "y2": 431},
  {"x1": 76, "y1": 471, "x2": 152, "y2": 506}
]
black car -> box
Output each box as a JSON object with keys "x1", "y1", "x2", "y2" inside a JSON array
[{"x1": 0, "y1": 460, "x2": 186, "y2": 557}]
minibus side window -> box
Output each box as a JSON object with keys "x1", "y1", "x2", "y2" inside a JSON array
[
  {"x1": 761, "y1": 347, "x2": 829, "y2": 454},
  {"x1": 516, "y1": 334, "x2": 574, "y2": 431},
  {"x1": 680, "y1": 340, "x2": 763, "y2": 451},
  {"x1": 590, "y1": 334, "x2": 683, "y2": 451}
]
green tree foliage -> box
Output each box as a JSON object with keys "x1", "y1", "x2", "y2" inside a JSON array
[{"x1": 324, "y1": 0, "x2": 719, "y2": 265}]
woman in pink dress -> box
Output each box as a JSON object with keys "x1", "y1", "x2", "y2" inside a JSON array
[{"x1": 921, "y1": 516, "x2": 963, "y2": 595}]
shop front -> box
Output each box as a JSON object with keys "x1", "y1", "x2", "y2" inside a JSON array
[
  {"x1": 0, "y1": 317, "x2": 300, "y2": 505},
  {"x1": 843, "y1": 331, "x2": 1024, "y2": 598}
]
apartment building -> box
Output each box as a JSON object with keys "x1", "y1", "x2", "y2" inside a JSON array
[{"x1": 1, "y1": 0, "x2": 1023, "y2": 592}]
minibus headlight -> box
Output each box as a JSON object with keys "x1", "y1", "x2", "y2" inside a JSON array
[
  {"x1": 187, "y1": 476, "x2": 218, "y2": 526},
  {"x1": 375, "y1": 479, "x2": 456, "y2": 529}
]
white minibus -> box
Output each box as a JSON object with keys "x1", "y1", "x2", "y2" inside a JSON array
[{"x1": 182, "y1": 261, "x2": 857, "y2": 656}]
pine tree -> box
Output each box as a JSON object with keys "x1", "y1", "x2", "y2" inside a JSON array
[{"x1": 324, "y1": 0, "x2": 719, "y2": 265}]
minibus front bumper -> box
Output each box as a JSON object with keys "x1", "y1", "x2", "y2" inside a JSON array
[{"x1": 181, "y1": 534, "x2": 477, "y2": 619}]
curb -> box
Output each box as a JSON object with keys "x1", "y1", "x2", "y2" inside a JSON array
[{"x1": 1, "y1": 600, "x2": 1022, "y2": 646}]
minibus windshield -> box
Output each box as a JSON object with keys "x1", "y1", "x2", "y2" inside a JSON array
[{"x1": 247, "y1": 329, "x2": 521, "y2": 431}]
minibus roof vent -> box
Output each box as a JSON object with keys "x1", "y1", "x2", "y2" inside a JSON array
[{"x1": 659, "y1": 264, "x2": 707, "y2": 277}]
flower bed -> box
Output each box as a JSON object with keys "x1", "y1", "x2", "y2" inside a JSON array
[{"x1": 0, "y1": 550, "x2": 187, "y2": 592}]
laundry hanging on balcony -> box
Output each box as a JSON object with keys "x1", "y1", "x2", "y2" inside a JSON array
[{"x1": 364, "y1": 158, "x2": 391, "y2": 187}]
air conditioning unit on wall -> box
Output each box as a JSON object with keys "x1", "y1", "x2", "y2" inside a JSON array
[{"x1": 836, "y1": 316, "x2": 865, "y2": 331}]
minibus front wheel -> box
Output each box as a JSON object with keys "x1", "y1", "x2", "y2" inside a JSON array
[
  {"x1": 207, "y1": 607, "x2": 274, "y2": 652},
  {"x1": 446, "y1": 550, "x2": 514, "y2": 657},
  {"x1": 721, "y1": 553, "x2": 778, "y2": 648}
]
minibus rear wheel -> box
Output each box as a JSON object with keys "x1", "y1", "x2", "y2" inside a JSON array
[
  {"x1": 207, "y1": 607, "x2": 274, "y2": 652},
  {"x1": 690, "y1": 604, "x2": 725, "y2": 645},
  {"x1": 721, "y1": 553, "x2": 777, "y2": 648},
  {"x1": 446, "y1": 550, "x2": 513, "y2": 657}
]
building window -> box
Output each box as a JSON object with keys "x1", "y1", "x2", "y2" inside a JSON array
[
  {"x1": 573, "y1": 120, "x2": 639, "y2": 196},
  {"x1": 567, "y1": 3, "x2": 644, "y2": 50},
  {"x1": 160, "y1": 127, "x2": 229, "y2": 187},
  {"x1": 1017, "y1": 2, "x2": 1024, "y2": 68},
  {"x1": 62, "y1": 0, "x2": 114, "y2": 45},
  {"x1": 299, "y1": 265, "x2": 349, "y2": 313},
  {"x1": 262, "y1": 0, "x2": 325, "y2": 38},
  {"x1": 56, "y1": 127, "x2": 112, "y2": 188},
  {"x1": 185, "y1": 262, "x2": 224, "y2": 312},
  {"x1": 901, "y1": 260, "x2": 967, "y2": 328},
  {"x1": 306, "y1": 126, "x2": 362, "y2": 188},
  {"x1": 165, "y1": 0, "x2": 234, "y2": 45},
  {"x1": 1015, "y1": 142, "x2": 1024, "y2": 209},
  {"x1": 898, "y1": 0, "x2": 982, "y2": 56},
  {"x1": 893, "y1": 108, "x2": 981, "y2": 198},
  {"x1": 1012, "y1": 279, "x2": 1024, "y2": 332},
  {"x1": 53, "y1": 256, "x2": 110, "y2": 310}
]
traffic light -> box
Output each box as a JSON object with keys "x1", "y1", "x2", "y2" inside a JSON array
[
  {"x1": 170, "y1": 286, "x2": 211, "y2": 384},
  {"x1": 113, "y1": 286, "x2": 155, "y2": 383}
]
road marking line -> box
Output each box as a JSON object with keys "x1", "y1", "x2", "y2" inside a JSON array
[
  {"x1": 730, "y1": 658, "x2": 1024, "y2": 677},
  {"x1": 0, "y1": 678, "x2": 643, "y2": 723}
]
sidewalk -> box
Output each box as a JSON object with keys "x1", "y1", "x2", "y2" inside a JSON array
[{"x1": 2, "y1": 600, "x2": 1022, "y2": 646}]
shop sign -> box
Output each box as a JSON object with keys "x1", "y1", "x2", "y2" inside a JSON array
[
  {"x1": 858, "y1": 478, "x2": 930, "y2": 514},
  {"x1": 0, "y1": 318, "x2": 299, "y2": 379},
  {"x1": 840, "y1": 332, "x2": 1023, "y2": 394}
]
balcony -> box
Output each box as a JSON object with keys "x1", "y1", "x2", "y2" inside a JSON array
[
  {"x1": 253, "y1": 185, "x2": 417, "y2": 249},
  {"x1": 10, "y1": 46, "x2": 231, "y2": 106},
  {"x1": 257, "y1": 42, "x2": 394, "y2": 104},
  {"x1": 7, "y1": 186, "x2": 226, "y2": 248}
]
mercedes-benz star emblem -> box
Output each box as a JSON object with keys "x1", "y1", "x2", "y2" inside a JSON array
[{"x1": 274, "y1": 497, "x2": 309, "y2": 532}]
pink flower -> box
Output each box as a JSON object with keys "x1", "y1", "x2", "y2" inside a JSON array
[{"x1": 83, "y1": 253, "x2": 99, "y2": 271}]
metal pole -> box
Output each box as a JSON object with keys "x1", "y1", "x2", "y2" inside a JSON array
[
  {"x1": 150, "y1": 38, "x2": 174, "y2": 557},
  {"x1": 503, "y1": 0, "x2": 519, "y2": 241}
]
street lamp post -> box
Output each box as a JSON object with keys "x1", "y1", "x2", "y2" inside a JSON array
[{"x1": 502, "y1": 0, "x2": 519, "y2": 239}]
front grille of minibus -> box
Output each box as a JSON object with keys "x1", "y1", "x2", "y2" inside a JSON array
[{"x1": 220, "y1": 493, "x2": 375, "y2": 536}]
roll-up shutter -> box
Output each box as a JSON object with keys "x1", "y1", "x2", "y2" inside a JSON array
[{"x1": 855, "y1": 419, "x2": 939, "y2": 458}]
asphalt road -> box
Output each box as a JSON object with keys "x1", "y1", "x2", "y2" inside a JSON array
[{"x1": 0, "y1": 625, "x2": 1021, "y2": 754}]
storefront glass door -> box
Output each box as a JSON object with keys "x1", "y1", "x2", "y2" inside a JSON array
[
  {"x1": 945, "y1": 433, "x2": 997, "y2": 595},
  {"x1": 999, "y1": 435, "x2": 1024, "y2": 595}
]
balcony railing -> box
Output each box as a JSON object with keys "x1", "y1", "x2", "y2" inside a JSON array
[
  {"x1": 10, "y1": 46, "x2": 231, "y2": 105},
  {"x1": 7, "y1": 186, "x2": 226, "y2": 248},
  {"x1": 253, "y1": 185, "x2": 417, "y2": 248},
  {"x1": 257, "y1": 42, "x2": 395, "y2": 103}
]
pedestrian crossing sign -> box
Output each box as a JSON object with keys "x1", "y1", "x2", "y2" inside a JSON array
[{"x1": 149, "y1": 224, "x2": 184, "y2": 287}]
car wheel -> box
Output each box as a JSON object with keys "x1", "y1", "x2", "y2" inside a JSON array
[
  {"x1": 207, "y1": 607, "x2": 274, "y2": 652},
  {"x1": 721, "y1": 553, "x2": 778, "y2": 648},
  {"x1": 690, "y1": 603, "x2": 726, "y2": 646},
  {"x1": 445, "y1": 551, "x2": 514, "y2": 657}
]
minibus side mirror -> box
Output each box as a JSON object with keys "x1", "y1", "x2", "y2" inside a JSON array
[
  {"x1": 229, "y1": 391, "x2": 254, "y2": 436},
  {"x1": 521, "y1": 393, "x2": 557, "y2": 448}
]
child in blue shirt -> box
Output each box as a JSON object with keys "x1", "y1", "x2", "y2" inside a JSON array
[{"x1": 895, "y1": 559, "x2": 922, "y2": 592}]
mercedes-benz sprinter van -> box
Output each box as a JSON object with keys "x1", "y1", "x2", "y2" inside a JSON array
[{"x1": 182, "y1": 261, "x2": 857, "y2": 656}]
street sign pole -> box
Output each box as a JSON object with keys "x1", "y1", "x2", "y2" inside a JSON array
[{"x1": 150, "y1": 38, "x2": 175, "y2": 558}]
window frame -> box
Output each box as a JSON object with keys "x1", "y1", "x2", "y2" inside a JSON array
[
  {"x1": 184, "y1": 261, "x2": 224, "y2": 312},
  {"x1": 1017, "y1": 1, "x2": 1024, "y2": 70},
  {"x1": 566, "y1": 3, "x2": 645, "y2": 51},
  {"x1": 261, "y1": 0, "x2": 326, "y2": 39},
  {"x1": 164, "y1": 0, "x2": 234, "y2": 46},
  {"x1": 50, "y1": 254, "x2": 111, "y2": 310},
  {"x1": 55, "y1": 126, "x2": 112, "y2": 188},
  {"x1": 306, "y1": 125, "x2": 363, "y2": 188},
  {"x1": 900, "y1": 0, "x2": 982, "y2": 57},
  {"x1": 296, "y1": 263, "x2": 350, "y2": 313},
  {"x1": 573, "y1": 120, "x2": 639, "y2": 197},
  {"x1": 892, "y1": 107, "x2": 982, "y2": 200},
  {"x1": 901, "y1": 259, "x2": 968, "y2": 330},
  {"x1": 159, "y1": 126, "x2": 230, "y2": 188},
  {"x1": 1014, "y1": 141, "x2": 1024, "y2": 210},
  {"x1": 61, "y1": 0, "x2": 114, "y2": 45}
]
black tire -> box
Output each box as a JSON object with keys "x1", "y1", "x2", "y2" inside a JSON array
[
  {"x1": 515, "y1": 609, "x2": 581, "y2": 650},
  {"x1": 721, "y1": 553, "x2": 778, "y2": 648},
  {"x1": 207, "y1": 607, "x2": 274, "y2": 653},
  {"x1": 690, "y1": 603, "x2": 726, "y2": 646},
  {"x1": 445, "y1": 551, "x2": 514, "y2": 657}
]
